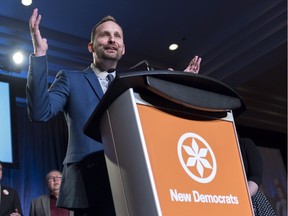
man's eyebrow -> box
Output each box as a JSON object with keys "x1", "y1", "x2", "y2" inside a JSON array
[{"x1": 99, "y1": 30, "x2": 122, "y2": 34}]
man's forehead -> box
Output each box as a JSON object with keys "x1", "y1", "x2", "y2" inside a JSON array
[
  {"x1": 48, "y1": 171, "x2": 61, "y2": 176},
  {"x1": 96, "y1": 21, "x2": 123, "y2": 33}
]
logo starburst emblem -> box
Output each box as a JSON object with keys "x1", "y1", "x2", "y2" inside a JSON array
[
  {"x1": 178, "y1": 132, "x2": 217, "y2": 183},
  {"x1": 183, "y1": 138, "x2": 213, "y2": 177}
]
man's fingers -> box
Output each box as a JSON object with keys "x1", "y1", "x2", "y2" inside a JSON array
[
  {"x1": 196, "y1": 57, "x2": 202, "y2": 65},
  {"x1": 183, "y1": 56, "x2": 202, "y2": 73},
  {"x1": 30, "y1": 8, "x2": 41, "y2": 34},
  {"x1": 35, "y1": 14, "x2": 42, "y2": 29},
  {"x1": 29, "y1": 8, "x2": 38, "y2": 30}
]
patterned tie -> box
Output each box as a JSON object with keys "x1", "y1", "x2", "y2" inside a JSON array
[{"x1": 106, "y1": 73, "x2": 114, "y2": 87}]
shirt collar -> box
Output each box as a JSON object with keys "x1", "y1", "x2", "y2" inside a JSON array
[{"x1": 90, "y1": 63, "x2": 116, "y2": 79}]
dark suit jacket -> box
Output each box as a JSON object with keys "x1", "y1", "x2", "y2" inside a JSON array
[
  {"x1": 26, "y1": 56, "x2": 116, "y2": 211},
  {"x1": 0, "y1": 186, "x2": 23, "y2": 216},
  {"x1": 29, "y1": 195, "x2": 73, "y2": 216},
  {"x1": 26, "y1": 55, "x2": 104, "y2": 164},
  {"x1": 239, "y1": 137, "x2": 263, "y2": 186}
]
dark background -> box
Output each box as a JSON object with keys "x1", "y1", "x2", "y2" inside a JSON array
[{"x1": 0, "y1": 0, "x2": 286, "y2": 215}]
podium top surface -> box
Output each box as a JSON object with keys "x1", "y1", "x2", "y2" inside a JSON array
[{"x1": 84, "y1": 70, "x2": 246, "y2": 141}]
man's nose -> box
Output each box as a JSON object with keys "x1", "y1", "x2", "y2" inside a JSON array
[{"x1": 108, "y1": 35, "x2": 115, "y2": 43}]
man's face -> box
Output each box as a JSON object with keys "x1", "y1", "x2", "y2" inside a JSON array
[
  {"x1": 47, "y1": 171, "x2": 62, "y2": 193},
  {"x1": 90, "y1": 21, "x2": 125, "y2": 62}
]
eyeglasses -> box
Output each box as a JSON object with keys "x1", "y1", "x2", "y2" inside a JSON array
[{"x1": 48, "y1": 176, "x2": 62, "y2": 182}]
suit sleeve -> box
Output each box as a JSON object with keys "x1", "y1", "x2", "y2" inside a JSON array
[{"x1": 26, "y1": 55, "x2": 69, "y2": 121}]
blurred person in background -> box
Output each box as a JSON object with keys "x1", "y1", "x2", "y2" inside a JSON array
[
  {"x1": 29, "y1": 170, "x2": 74, "y2": 216},
  {"x1": 239, "y1": 138, "x2": 276, "y2": 216},
  {"x1": 0, "y1": 161, "x2": 23, "y2": 216}
]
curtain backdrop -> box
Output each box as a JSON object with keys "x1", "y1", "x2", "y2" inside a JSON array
[{"x1": 1, "y1": 102, "x2": 68, "y2": 216}]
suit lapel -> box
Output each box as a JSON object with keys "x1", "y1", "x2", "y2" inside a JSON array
[
  {"x1": 41, "y1": 195, "x2": 50, "y2": 216},
  {"x1": 83, "y1": 67, "x2": 104, "y2": 100}
]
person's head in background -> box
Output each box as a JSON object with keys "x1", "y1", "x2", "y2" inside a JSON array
[
  {"x1": 46, "y1": 170, "x2": 62, "y2": 198},
  {"x1": 88, "y1": 15, "x2": 125, "y2": 71}
]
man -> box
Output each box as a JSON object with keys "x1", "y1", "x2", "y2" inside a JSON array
[
  {"x1": 0, "y1": 161, "x2": 22, "y2": 216},
  {"x1": 29, "y1": 170, "x2": 73, "y2": 216},
  {"x1": 27, "y1": 8, "x2": 201, "y2": 216}
]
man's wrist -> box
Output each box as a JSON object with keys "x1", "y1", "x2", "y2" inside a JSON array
[{"x1": 34, "y1": 50, "x2": 46, "y2": 57}]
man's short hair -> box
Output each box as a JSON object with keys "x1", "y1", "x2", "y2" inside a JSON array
[
  {"x1": 90, "y1": 15, "x2": 121, "y2": 42},
  {"x1": 46, "y1": 170, "x2": 62, "y2": 181}
]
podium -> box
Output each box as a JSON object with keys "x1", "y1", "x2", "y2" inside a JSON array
[{"x1": 84, "y1": 71, "x2": 254, "y2": 216}]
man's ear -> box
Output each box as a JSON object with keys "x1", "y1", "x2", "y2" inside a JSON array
[
  {"x1": 122, "y1": 44, "x2": 125, "y2": 55},
  {"x1": 88, "y1": 42, "x2": 94, "y2": 53}
]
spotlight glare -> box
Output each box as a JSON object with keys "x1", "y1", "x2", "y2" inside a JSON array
[
  {"x1": 169, "y1": 43, "x2": 178, "y2": 51},
  {"x1": 13, "y1": 52, "x2": 24, "y2": 64},
  {"x1": 21, "y1": 0, "x2": 32, "y2": 6}
]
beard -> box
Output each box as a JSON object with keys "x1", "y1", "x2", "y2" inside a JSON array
[{"x1": 96, "y1": 45, "x2": 123, "y2": 61}]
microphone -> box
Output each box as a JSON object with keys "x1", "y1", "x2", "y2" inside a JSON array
[{"x1": 129, "y1": 60, "x2": 154, "y2": 71}]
